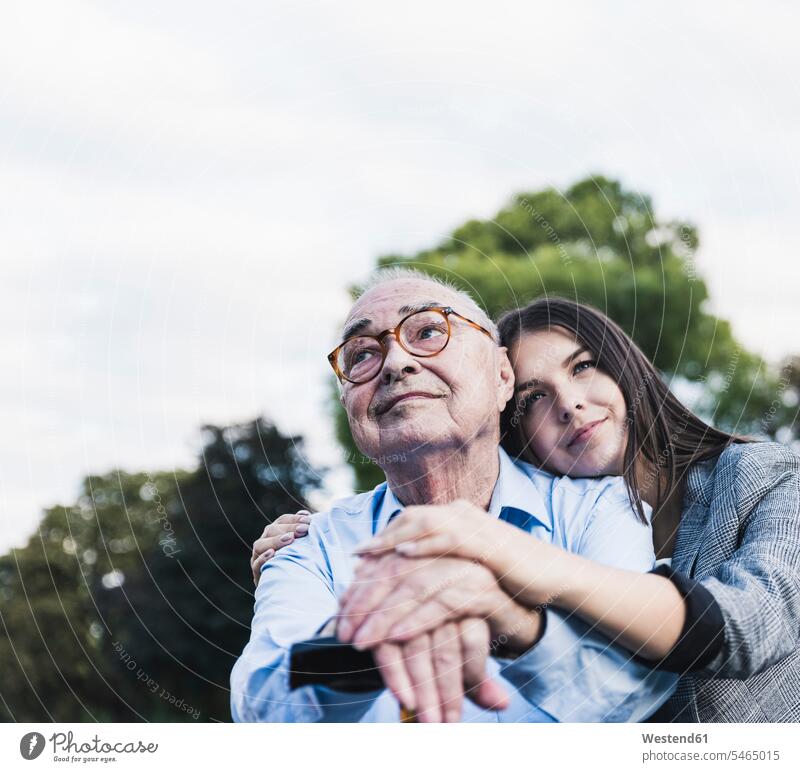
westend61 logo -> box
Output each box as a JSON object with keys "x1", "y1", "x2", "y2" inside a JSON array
[{"x1": 19, "y1": 731, "x2": 158, "y2": 762}]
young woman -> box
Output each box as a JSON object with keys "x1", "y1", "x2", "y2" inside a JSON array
[{"x1": 251, "y1": 297, "x2": 800, "y2": 722}]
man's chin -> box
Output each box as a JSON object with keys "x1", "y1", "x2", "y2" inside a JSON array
[
  {"x1": 360, "y1": 425, "x2": 460, "y2": 461},
  {"x1": 378, "y1": 396, "x2": 443, "y2": 418},
  {"x1": 379, "y1": 409, "x2": 443, "y2": 434}
]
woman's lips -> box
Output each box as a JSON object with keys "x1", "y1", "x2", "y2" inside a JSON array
[{"x1": 567, "y1": 418, "x2": 607, "y2": 448}]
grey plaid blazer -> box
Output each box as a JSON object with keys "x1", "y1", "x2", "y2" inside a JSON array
[{"x1": 656, "y1": 442, "x2": 800, "y2": 722}]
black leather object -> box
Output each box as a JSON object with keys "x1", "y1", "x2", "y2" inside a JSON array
[{"x1": 289, "y1": 636, "x2": 384, "y2": 692}]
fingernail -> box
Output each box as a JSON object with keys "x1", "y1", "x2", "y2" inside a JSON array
[
  {"x1": 279, "y1": 532, "x2": 293, "y2": 543},
  {"x1": 395, "y1": 541, "x2": 417, "y2": 554},
  {"x1": 355, "y1": 538, "x2": 381, "y2": 552},
  {"x1": 299, "y1": 515, "x2": 312, "y2": 524},
  {"x1": 264, "y1": 549, "x2": 275, "y2": 559},
  {"x1": 297, "y1": 510, "x2": 311, "y2": 515},
  {"x1": 338, "y1": 621, "x2": 351, "y2": 641},
  {"x1": 295, "y1": 524, "x2": 309, "y2": 535}
]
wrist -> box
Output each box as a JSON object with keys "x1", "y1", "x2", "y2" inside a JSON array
[
  {"x1": 476, "y1": 519, "x2": 520, "y2": 575},
  {"x1": 490, "y1": 606, "x2": 543, "y2": 658},
  {"x1": 507, "y1": 538, "x2": 575, "y2": 608},
  {"x1": 486, "y1": 590, "x2": 541, "y2": 652}
]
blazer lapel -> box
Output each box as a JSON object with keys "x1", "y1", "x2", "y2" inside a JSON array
[
  {"x1": 672, "y1": 459, "x2": 716, "y2": 576},
  {"x1": 671, "y1": 499, "x2": 707, "y2": 575}
]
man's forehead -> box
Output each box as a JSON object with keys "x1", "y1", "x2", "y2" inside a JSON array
[{"x1": 343, "y1": 280, "x2": 464, "y2": 332}]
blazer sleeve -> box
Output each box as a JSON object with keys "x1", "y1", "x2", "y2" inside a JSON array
[{"x1": 697, "y1": 445, "x2": 800, "y2": 679}]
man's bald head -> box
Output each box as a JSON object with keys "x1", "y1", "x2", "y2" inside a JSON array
[
  {"x1": 337, "y1": 269, "x2": 514, "y2": 466},
  {"x1": 346, "y1": 267, "x2": 497, "y2": 344}
]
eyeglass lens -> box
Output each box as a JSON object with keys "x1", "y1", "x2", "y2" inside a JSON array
[{"x1": 337, "y1": 310, "x2": 450, "y2": 382}]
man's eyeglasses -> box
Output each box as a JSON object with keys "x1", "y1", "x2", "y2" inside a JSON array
[{"x1": 328, "y1": 306, "x2": 495, "y2": 384}]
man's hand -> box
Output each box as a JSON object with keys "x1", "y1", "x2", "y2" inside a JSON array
[
  {"x1": 372, "y1": 618, "x2": 510, "y2": 722},
  {"x1": 337, "y1": 552, "x2": 542, "y2": 656},
  {"x1": 337, "y1": 553, "x2": 497, "y2": 645}
]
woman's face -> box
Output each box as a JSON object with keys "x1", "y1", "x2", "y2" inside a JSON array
[{"x1": 507, "y1": 327, "x2": 628, "y2": 477}]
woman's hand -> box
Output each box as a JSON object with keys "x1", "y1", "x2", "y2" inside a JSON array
[
  {"x1": 250, "y1": 511, "x2": 313, "y2": 586},
  {"x1": 353, "y1": 500, "x2": 565, "y2": 611},
  {"x1": 354, "y1": 500, "x2": 518, "y2": 567}
]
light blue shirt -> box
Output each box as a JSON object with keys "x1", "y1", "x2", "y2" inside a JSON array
[{"x1": 230, "y1": 448, "x2": 677, "y2": 722}]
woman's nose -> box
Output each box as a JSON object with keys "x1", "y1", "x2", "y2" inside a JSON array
[{"x1": 557, "y1": 394, "x2": 584, "y2": 422}]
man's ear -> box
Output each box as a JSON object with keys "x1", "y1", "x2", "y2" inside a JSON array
[{"x1": 495, "y1": 346, "x2": 515, "y2": 410}]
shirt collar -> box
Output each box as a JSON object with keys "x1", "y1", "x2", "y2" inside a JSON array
[
  {"x1": 373, "y1": 482, "x2": 404, "y2": 533},
  {"x1": 489, "y1": 447, "x2": 553, "y2": 532},
  {"x1": 375, "y1": 447, "x2": 552, "y2": 533}
]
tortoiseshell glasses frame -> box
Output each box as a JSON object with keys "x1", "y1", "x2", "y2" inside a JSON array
[{"x1": 327, "y1": 305, "x2": 495, "y2": 384}]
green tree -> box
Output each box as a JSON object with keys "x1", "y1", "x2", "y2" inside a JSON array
[
  {"x1": 0, "y1": 417, "x2": 320, "y2": 721},
  {"x1": 0, "y1": 470, "x2": 168, "y2": 721},
  {"x1": 116, "y1": 418, "x2": 321, "y2": 721},
  {"x1": 335, "y1": 175, "x2": 796, "y2": 491}
]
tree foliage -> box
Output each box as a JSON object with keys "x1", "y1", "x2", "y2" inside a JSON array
[
  {"x1": 0, "y1": 417, "x2": 319, "y2": 721},
  {"x1": 336, "y1": 175, "x2": 798, "y2": 491}
]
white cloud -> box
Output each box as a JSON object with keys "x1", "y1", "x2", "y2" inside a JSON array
[{"x1": 1, "y1": 0, "x2": 799, "y2": 551}]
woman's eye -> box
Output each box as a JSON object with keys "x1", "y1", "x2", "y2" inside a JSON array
[
  {"x1": 574, "y1": 360, "x2": 596, "y2": 375},
  {"x1": 519, "y1": 393, "x2": 545, "y2": 412}
]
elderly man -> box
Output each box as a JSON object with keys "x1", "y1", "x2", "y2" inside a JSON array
[{"x1": 230, "y1": 269, "x2": 675, "y2": 722}]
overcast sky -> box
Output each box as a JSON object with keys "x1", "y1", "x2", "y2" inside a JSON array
[{"x1": 2, "y1": 1, "x2": 799, "y2": 553}]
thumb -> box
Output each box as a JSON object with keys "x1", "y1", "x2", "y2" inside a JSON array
[{"x1": 467, "y1": 677, "x2": 510, "y2": 711}]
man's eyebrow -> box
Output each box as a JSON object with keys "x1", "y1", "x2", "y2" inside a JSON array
[
  {"x1": 514, "y1": 346, "x2": 591, "y2": 394},
  {"x1": 397, "y1": 301, "x2": 445, "y2": 315},
  {"x1": 341, "y1": 317, "x2": 372, "y2": 341},
  {"x1": 340, "y1": 301, "x2": 446, "y2": 342}
]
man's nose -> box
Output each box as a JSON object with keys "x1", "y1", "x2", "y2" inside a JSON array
[{"x1": 379, "y1": 338, "x2": 422, "y2": 385}]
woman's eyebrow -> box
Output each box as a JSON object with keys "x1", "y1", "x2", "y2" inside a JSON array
[
  {"x1": 514, "y1": 346, "x2": 590, "y2": 393},
  {"x1": 562, "y1": 345, "x2": 589, "y2": 367},
  {"x1": 514, "y1": 377, "x2": 539, "y2": 394}
]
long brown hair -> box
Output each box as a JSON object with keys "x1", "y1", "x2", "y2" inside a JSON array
[{"x1": 497, "y1": 297, "x2": 748, "y2": 522}]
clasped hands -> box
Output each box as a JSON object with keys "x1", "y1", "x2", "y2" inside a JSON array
[{"x1": 334, "y1": 501, "x2": 542, "y2": 722}]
